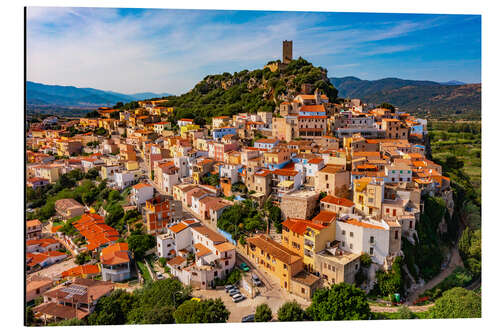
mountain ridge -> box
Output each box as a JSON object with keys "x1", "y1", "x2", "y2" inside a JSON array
[
  {"x1": 329, "y1": 76, "x2": 481, "y2": 117},
  {"x1": 26, "y1": 81, "x2": 171, "y2": 108}
]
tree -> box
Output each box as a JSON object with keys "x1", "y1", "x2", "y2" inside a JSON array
[
  {"x1": 430, "y1": 287, "x2": 481, "y2": 319},
  {"x1": 127, "y1": 234, "x2": 156, "y2": 261},
  {"x1": 25, "y1": 306, "x2": 35, "y2": 326},
  {"x1": 374, "y1": 256, "x2": 404, "y2": 296},
  {"x1": 74, "y1": 251, "x2": 90, "y2": 265},
  {"x1": 377, "y1": 102, "x2": 395, "y2": 112},
  {"x1": 136, "y1": 278, "x2": 191, "y2": 309},
  {"x1": 396, "y1": 305, "x2": 415, "y2": 319},
  {"x1": 277, "y1": 301, "x2": 308, "y2": 322},
  {"x1": 255, "y1": 303, "x2": 273, "y2": 322},
  {"x1": 87, "y1": 289, "x2": 138, "y2": 325},
  {"x1": 306, "y1": 283, "x2": 371, "y2": 321},
  {"x1": 48, "y1": 318, "x2": 84, "y2": 326},
  {"x1": 85, "y1": 168, "x2": 100, "y2": 180},
  {"x1": 126, "y1": 305, "x2": 175, "y2": 324},
  {"x1": 173, "y1": 299, "x2": 230, "y2": 323}
]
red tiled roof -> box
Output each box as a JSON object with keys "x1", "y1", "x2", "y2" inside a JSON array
[
  {"x1": 321, "y1": 195, "x2": 355, "y2": 207},
  {"x1": 72, "y1": 214, "x2": 119, "y2": 251},
  {"x1": 312, "y1": 211, "x2": 337, "y2": 224},
  {"x1": 132, "y1": 183, "x2": 153, "y2": 190},
  {"x1": 100, "y1": 243, "x2": 130, "y2": 266},
  {"x1": 169, "y1": 223, "x2": 188, "y2": 233},
  {"x1": 308, "y1": 158, "x2": 323, "y2": 164},
  {"x1": 167, "y1": 255, "x2": 186, "y2": 266},
  {"x1": 272, "y1": 169, "x2": 298, "y2": 177},
  {"x1": 299, "y1": 104, "x2": 326, "y2": 112},
  {"x1": 61, "y1": 264, "x2": 100, "y2": 278}
]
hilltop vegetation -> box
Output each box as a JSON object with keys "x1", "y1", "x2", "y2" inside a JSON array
[{"x1": 160, "y1": 57, "x2": 338, "y2": 123}]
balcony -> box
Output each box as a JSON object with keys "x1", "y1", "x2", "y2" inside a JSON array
[{"x1": 304, "y1": 240, "x2": 314, "y2": 248}]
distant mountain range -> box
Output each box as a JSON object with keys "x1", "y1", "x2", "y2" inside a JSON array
[
  {"x1": 328, "y1": 76, "x2": 481, "y2": 116},
  {"x1": 26, "y1": 81, "x2": 170, "y2": 108}
]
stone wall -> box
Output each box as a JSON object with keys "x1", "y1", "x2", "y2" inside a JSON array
[{"x1": 281, "y1": 191, "x2": 319, "y2": 220}]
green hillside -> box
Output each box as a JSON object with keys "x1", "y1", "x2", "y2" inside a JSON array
[{"x1": 159, "y1": 57, "x2": 338, "y2": 123}]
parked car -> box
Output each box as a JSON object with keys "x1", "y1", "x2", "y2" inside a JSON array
[
  {"x1": 240, "y1": 262, "x2": 250, "y2": 272},
  {"x1": 225, "y1": 284, "x2": 236, "y2": 292},
  {"x1": 241, "y1": 314, "x2": 255, "y2": 322},
  {"x1": 229, "y1": 288, "x2": 240, "y2": 297},
  {"x1": 251, "y1": 274, "x2": 262, "y2": 286},
  {"x1": 157, "y1": 273, "x2": 165, "y2": 280},
  {"x1": 232, "y1": 294, "x2": 246, "y2": 303}
]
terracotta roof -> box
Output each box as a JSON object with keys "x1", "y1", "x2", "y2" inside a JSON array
[
  {"x1": 100, "y1": 243, "x2": 130, "y2": 265},
  {"x1": 291, "y1": 270, "x2": 320, "y2": 286},
  {"x1": 255, "y1": 138, "x2": 279, "y2": 144},
  {"x1": 42, "y1": 278, "x2": 114, "y2": 306},
  {"x1": 353, "y1": 151, "x2": 381, "y2": 158},
  {"x1": 26, "y1": 238, "x2": 59, "y2": 248},
  {"x1": 191, "y1": 226, "x2": 226, "y2": 243},
  {"x1": 247, "y1": 235, "x2": 302, "y2": 265},
  {"x1": 72, "y1": 214, "x2": 119, "y2": 251},
  {"x1": 321, "y1": 195, "x2": 355, "y2": 207},
  {"x1": 27, "y1": 219, "x2": 42, "y2": 228},
  {"x1": 298, "y1": 115, "x2": 327, "y2": 119},
  {"x1": 312, "y1": 211, "x2": 337, "y2": 224},
  {"x1": 272, "y1": 169, "x2": 298, "y2": 177},
  {"x1": 169, "y1": 223, "x2": 189, "y2": 233},
  {"x1": 307, "y1": 158, "x2": 323, "y2": 164},
  {"x1": 26, "y1": 251, "x2": 67, "y2": 267},
  {"x1": 194, "y1": 243, "x2": 212, "y2": 257},
  {"x1": 319, "y1": 164, "x2": 345, "y2": 174},
  {"x1": 132, "y1": 183, "x2": 152, "y2": 190},
  {"x1": 282, "y1": 218, "x2": 327, "y2": 235},
  {"x1": 167, "y1": 255, "x2": 186, "y2": 266},
  {"x1": 255, "y1": 169, "x2": 271, "y2": 177},
  {"x1": 54, "y1": 198, "x2": 84, "y2": 212},
  {"x1": 299, "y1": 104, "x2": 326, "y2": 112},
  {"x1": 26, "y1": 278, "x2": 53, "y2": 294},
  {"x1": 61, "y1": 264, "x2": 100, "y2": 278},
  {"x1": 214, "y1": 242, "x2": 236, "y2": 253},
  {"x1": 341, "y1": 218, "x2": 386, "y2": 230},
  {"x1": 33, "y1": 302, "x2": 88, "y2": 320}
]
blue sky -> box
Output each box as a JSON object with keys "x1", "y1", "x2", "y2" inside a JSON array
[{"x1": 27, "y1": 7, "x2": 481, "y2": 95}]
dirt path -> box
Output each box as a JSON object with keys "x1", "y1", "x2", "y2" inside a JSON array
[
  {"x1": 370, "y1": 304, "x2": 433, "y2": 313},
  {"x1": 405, "y1": 246, "x2": 463, "y2": 304}
]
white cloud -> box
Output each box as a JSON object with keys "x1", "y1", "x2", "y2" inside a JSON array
[{"x1": 26, "y1": 8, "x2": 450, "y2": 95}]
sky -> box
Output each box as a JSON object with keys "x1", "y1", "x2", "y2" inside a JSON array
[{"x1": 27, "y1": 7, "x2": 481, "y2": 95}]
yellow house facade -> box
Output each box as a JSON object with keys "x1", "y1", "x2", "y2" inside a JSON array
[{"x1": 245, "y1": 235, "x2": 303, "y2": 291}]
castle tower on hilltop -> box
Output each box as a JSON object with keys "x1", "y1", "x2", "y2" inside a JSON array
[{"x1": 283, "y1": 40, "x2": 293, "y2": 64}]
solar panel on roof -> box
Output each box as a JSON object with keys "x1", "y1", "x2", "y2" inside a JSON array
[{"x1": 62, "y1": 284, "x2": 87, "y2": 299}]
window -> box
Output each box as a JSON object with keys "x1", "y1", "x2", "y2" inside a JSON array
[
  {"x1": 342, "y1": 241, "x2": 345, "y2": 247},
  {"x1": 349, "y1": 243, "x2": 353, "y2": 249},
  {"x1": 301, "y1": 288, "x2": 305, "y2": 294},
  {"x1": 342, "y1": 230, "x2": 345, "y2": 235},
  {"x1": 370, "y1": 236, "x2": 374, "y2": 244},
  {"x1": 349, "y1": 232, "x2": 354, "y2": 237},
  {"x1": 369, "y1": 247, "x2": 374, "y2": 255},
  {"x1": 395, "y1": 231, "x2": 399, "y2": 239}
]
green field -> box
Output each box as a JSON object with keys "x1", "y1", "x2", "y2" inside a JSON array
[{"x1": 428, "y1": 120, "x2": 481, "y2": 199}]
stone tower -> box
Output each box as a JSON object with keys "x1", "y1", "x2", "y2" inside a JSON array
[{"x1": 283, "y1": 40, "x2": 293, "y2": 64}]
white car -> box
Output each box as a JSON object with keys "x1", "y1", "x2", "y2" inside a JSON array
[{"x1": 232, "y1": 293, "x2": 246, "y2": 303}]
